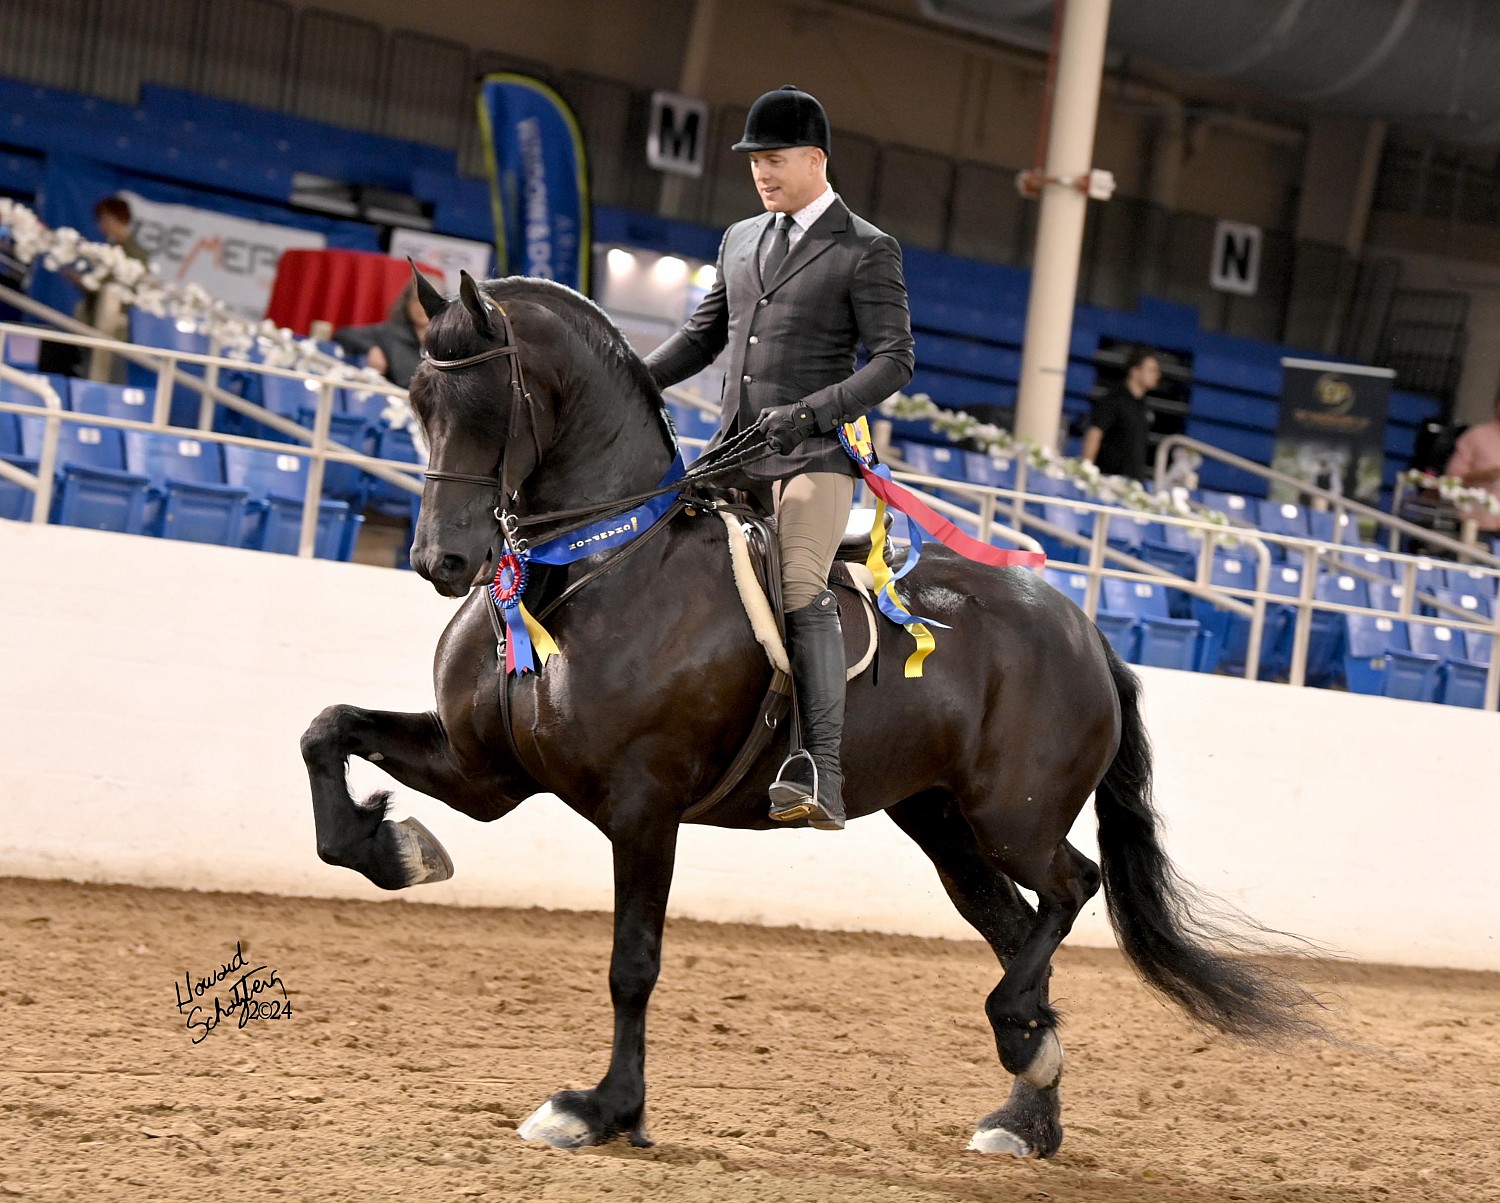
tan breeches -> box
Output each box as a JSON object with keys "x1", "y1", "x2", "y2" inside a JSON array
[{"x1": 774, "y1": 472, "x2": 855, "y2": 611}]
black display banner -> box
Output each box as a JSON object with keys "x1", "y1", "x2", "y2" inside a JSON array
[{"x1": 1272, "y1": 358, "x2": 1394, "y2": 504}]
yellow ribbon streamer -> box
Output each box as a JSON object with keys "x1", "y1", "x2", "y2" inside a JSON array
[
  {"x1": 519, "y1": 601, "x2": 561, "y2": 668},
  {"x1": 859, "y1": 456, "x2": 934, "y2": 678}
]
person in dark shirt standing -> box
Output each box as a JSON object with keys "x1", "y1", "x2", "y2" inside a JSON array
[{"x1": 1081, "y1": 346, "x2": 1160, "y2": 480}]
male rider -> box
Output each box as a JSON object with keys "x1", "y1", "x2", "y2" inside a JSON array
[{"x1": 645, "y1": 85, "x2": 915, "y2": 831}]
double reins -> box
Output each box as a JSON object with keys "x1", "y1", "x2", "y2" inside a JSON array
[{"x1": 419, "y1": 303, "x2": 774, "y2": 550}]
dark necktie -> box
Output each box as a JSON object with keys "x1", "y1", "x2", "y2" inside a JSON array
[{"x1": 763, "y1": 215, "x2": 790, "y2": 281}]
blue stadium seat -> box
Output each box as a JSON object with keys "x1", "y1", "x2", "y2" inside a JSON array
[
  {"x1": 222, "y1": 445, "x2": 350, "y2": 559},
  {"x1": 1101, "y1": 577, "x2": 1200, "y2": 671},
  {"x1": 18, "y1": 415, "x2": 149, "y2": 533},
  {"x1": 1306, "y1": 571, "x2": 1370, "y2": 686},
  {"x1": 126, "y1": 311, "x2": 209, "y2": 427},
  {"x1": 365, "y1": 426, "x2": 423, "y2": 518},
  {"x1": 1445, "y1": 567, "x2": 1497, "y2": 603},
  {"x1": 260, "y1": 373, "x2": 328, "y2": 426},
  {"x1": 1343, "y1": 613, "x2": 1407, "y2": 696},
  {"x1": 1042, "y1": 567, "x2": 1089, "y2": 610},
  {"x1": 1407, "y1": 621, "x2": 1490, "y2": 709},
  {"x1": 1306, "y1": 508, "x2": 1356, "y2": 545},
  {"x1": 295, "y1": 408, "x2": 372, "y2": 505},
  {"x1": 1256, "y1": 498, "x2": 1310, "y2": 548},
  {"x1": 1038, "y1": 502, "x2": 1091, "y2": 563},
  {"x1": 1200, "y1": 489, "x2": 1255, "y2": 524},
  {"x1": 959, "y1": 450, "x2": 1016, "y2": 490},
  {"x1": 1104, "y1": 513, "x2": 1157, "y2": 553},
  {"x1": 1431, "y1": 587, "x2": 1491, "y2": 623},
  {"x1": 122, "y1": 431, "x2": 247, "y2": 545},
  {"x1": 1043, "y1": 567, "x2": 1135, "y2": 656},
  {"x1": 342, "y1": 386, "x2": 394, "y2": 427},
  {"x1": 1383, "y1": 646, "x2": 1442, "y2": 703},
  {"x1": 68, "y1": 380, "x2": 156, "y2": 422},
  {"x1": 1336, "y1": 544, "x2": 1398, "y2": 580}
]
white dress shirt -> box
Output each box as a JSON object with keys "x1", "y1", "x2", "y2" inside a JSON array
[{"x1": 760, "y1": 186, "x2": 838, "y2": 272}]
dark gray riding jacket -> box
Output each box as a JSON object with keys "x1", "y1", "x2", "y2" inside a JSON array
[{"x1": 644, "y1": 197, "x2": 915, "y2": 481}]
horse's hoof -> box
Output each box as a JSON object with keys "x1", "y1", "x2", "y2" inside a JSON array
[
  {"x1": 970, "y1": 1080, "x2": 1063, "y2": 1158},
  {"x1": 517, "y1": 1097, "x2": 597, "y2": 1149},
  {"x1": 968, "y1": 1125, "x2": 1035, "y2": 1156},
  {"x1": 389, "y1": 817, "x2": 454, "y2": 886}
]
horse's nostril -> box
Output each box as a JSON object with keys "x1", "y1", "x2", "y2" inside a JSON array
[{"x1": 438, "y1": 554, "x2": 467, "y2": 578}]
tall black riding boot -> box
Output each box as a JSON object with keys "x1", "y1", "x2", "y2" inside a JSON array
[{"x1": 768, "y1": 589, "x2": 847, "y2": 831}]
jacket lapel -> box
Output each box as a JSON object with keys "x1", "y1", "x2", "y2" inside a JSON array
[
  {"x1": 761, "y1": 198, "x2": 848, "y2": 295},
  {"x1": 742, "y1": 212, "x2": 775, "y2": 293}
]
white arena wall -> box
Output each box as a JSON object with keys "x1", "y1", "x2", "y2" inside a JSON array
[{"x1": 2, "y1": 520, "x2": 1496, "y2": 971}]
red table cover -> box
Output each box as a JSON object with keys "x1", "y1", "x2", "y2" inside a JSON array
[{"x1": 264, "y1": 249, "x2": 433, "y2": 335}]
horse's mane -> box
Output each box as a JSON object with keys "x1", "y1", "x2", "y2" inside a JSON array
[{"x1": 487, "y1": 277, "x2": 664, "y2": 409}]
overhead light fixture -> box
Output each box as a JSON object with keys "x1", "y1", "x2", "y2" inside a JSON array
[{"x1": 607, "y1": 248, "x2": 637, "y2": 274}]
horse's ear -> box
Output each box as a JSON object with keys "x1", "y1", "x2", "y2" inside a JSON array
[
  {"x1": 458, "y1": 270, "x2": 496, "y2": 337},
  {"x1": 408, "y1": 259, "x2": 447, "y2": 319}
]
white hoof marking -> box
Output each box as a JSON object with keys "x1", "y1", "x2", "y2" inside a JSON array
[
  {"x1": 968, "y1": 1127, "x2": 1034, "y2": 1156},
  {"x1": 1020, "y1": 1027, "x2": 1063, "y2": 1090},
  {"x1": 517, "y1": 1099, "x2": 594, "y2": 1148}
]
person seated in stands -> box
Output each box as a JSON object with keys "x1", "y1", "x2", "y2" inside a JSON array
[
  {"x1": 1445, "y1": 391, "x2": 1500, "y2": 532},
  {"x1": 333, "y1": 282, "x2": 430, "y2": 388},
  {"x1": 38, "y1": 195, "x2": 149, "y2": 379},
  {"x1": 1082, "y1": 346, "x2": 1160, "y2": 481}
]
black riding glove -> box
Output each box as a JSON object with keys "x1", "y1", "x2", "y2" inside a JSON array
[{"x1": 757, "y1": 403, "x2": 819, "y2": 454}]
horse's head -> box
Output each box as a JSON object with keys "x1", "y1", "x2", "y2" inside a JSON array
[{"x1": 407, "y1": 267, "x2": 536, "y2": 598}]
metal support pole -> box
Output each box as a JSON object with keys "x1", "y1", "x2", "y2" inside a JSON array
[
  {"x1": 1287, "y1": 544, "x2": 1320, "y2": 687},
  {"x1": 298, "y1": 381, "x2": 335, "y2": 558},
  {"x1": 1082, "y1": 516, "x2": 1106, "y2": 618},
  {"x1": 1014, "y1": 0, "x2": 1113, "y2": 450},
  {"x1": 153, "y1": 355, "x2": 177, "y2": 429},
  {"x1": 199, "y1": 336, "x2": 221, "y2": 432}
]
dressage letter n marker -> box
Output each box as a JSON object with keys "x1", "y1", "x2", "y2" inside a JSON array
[{"x1": 1210, "y1": 220, "x2": 1262, "y2": 297}]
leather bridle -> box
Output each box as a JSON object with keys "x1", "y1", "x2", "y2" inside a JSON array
[{"x1": 420, "y1": 304, "x2": 552, "y2": 516}]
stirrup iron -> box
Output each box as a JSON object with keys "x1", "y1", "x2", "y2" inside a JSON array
[{"x1": 768, "y1": 748, "x2": 819, "y2": 822}]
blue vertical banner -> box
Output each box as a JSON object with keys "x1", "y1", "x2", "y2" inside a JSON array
[{"x1": 477, "y1": 73, "x2": 591, "y2": 294}]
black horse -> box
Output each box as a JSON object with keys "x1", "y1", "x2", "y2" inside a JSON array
[{"x1": 301, "y1": 270, "x2": 1317, "y2": 1158}]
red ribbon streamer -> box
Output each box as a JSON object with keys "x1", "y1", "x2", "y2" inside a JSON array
[{"x1": 859, "y1": 467, "x2": 1045, "y2": 570}]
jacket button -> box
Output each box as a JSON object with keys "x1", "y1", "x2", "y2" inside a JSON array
[
  {"x1": 749, "y1": 335, "x2": 758, "y2": 344},
  {"x1": 757, "y1": 298, "x2": 768, "y2": 307},
  {"x1": 742, "y1": 374, "x2": 753, "y2": 383}
]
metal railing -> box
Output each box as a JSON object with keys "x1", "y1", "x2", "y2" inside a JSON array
[
  {"x1": 0, "y1": 321, "x2": 420, "y2": 559},
  {"x1": 887, "y1": 447, "x2": 1500, "y2": 708},
  {"x1": 1153, "y1": 433, "x2": 1500, "y2": 569}
]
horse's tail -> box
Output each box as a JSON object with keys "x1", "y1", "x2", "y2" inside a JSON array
[{"x1": 1093, "y1": 639, "x2": 1326, "y2": 1042}]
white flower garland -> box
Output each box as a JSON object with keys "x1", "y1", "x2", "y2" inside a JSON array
[
  {"x1": 1400, "y1": 468, "x2": 1500, "y2": 517},
  {"x1": 0, "y1": 198, "x2": 415, "y2": 432},
  {"x1": 879, "y1": 391, "x2": 1233, "y2": 528}
]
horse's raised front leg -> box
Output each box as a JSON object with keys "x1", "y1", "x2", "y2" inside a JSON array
[
  {"x1": 518, "y1": 799, "x2": 679, "y2": 1148},
  {"x1": 301, "y1": 704, "x2": 514, "y2": 891}
]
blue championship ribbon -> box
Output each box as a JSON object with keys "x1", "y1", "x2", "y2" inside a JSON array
[{"x1": 494, "y1": 454, "x2": 686, "y2": 675}]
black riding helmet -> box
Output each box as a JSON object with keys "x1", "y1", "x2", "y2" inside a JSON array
[{"x1": 732, "y1": 85, "x2": 830, "y2": 154}]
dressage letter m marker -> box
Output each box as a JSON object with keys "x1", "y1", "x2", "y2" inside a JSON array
[{"x1": 648, "y1": 92, "x2": 708, "y2": 178}]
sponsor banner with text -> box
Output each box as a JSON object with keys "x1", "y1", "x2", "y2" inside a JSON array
[
  {"x1": 477, "y1": 74, "x2": 591, "y2": 293},
  {"x1": 122, "y1": 190, "x2": 326, "y2": 318}
]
